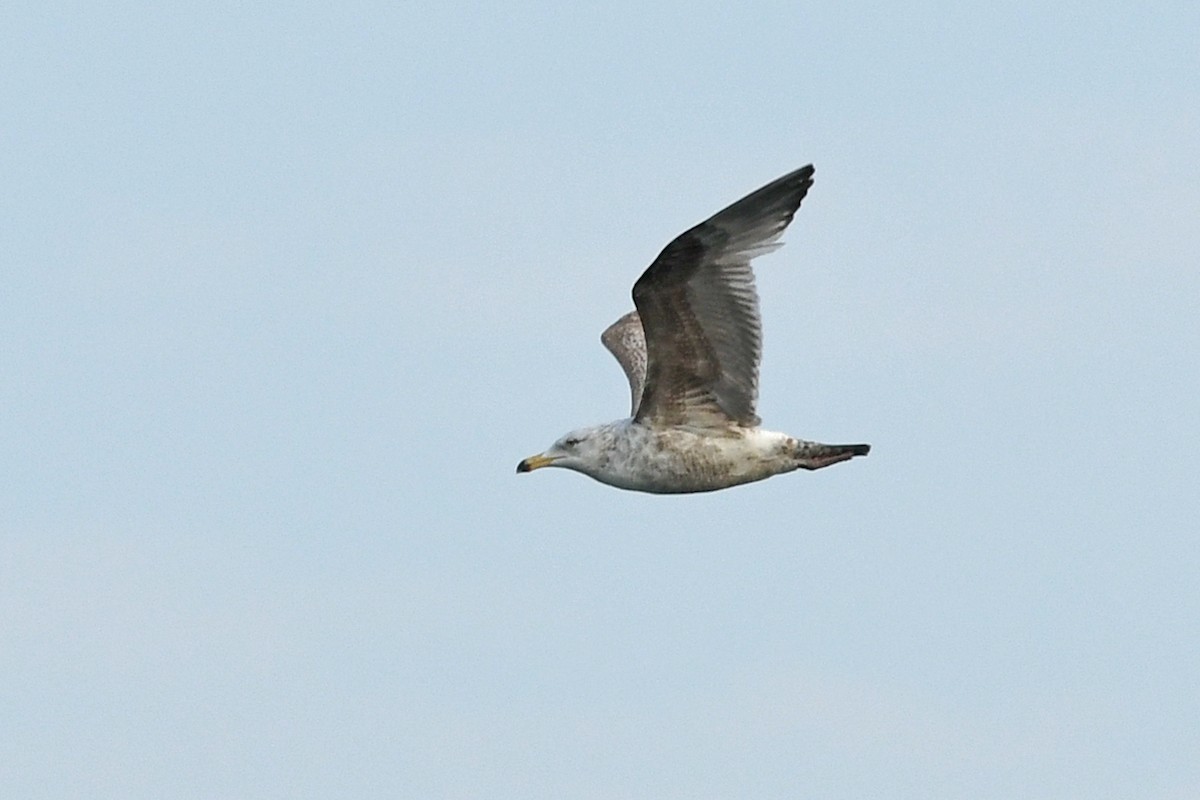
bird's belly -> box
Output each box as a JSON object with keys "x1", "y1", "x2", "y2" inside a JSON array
[{"x1": 591, "y1": 427, "x2": 796, "y2": 494}]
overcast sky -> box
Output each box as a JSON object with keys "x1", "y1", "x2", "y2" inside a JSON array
[{"x1": 3, "y1": 2, "x2": 1199, "y2": 798}]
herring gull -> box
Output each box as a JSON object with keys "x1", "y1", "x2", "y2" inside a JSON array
[{"x1": 516, "y1": 165, "x2": 869, "y2": 493}]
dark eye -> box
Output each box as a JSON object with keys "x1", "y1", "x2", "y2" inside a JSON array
[{"x1": 563, "y1": 436, "x2": 581, "y2": 448}]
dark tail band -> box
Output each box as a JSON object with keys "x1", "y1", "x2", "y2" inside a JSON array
[{"x1": 795, "y1": 441, "x2": 870, "y2": 471}]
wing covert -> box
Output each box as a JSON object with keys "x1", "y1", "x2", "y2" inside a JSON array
[{"x1": 600, "y1": 311, "x2": 647, "y2": 417}]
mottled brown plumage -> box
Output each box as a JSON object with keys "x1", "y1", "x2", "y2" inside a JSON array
[{"x1": 600, "y1": 311, "x2": 647, "y2": 417}]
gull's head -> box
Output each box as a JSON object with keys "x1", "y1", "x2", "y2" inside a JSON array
[{"x1": 516, "y1": 425, "x2": 608, "y2": 476}]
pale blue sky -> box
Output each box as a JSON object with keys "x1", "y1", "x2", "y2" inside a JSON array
[{"x1": 3, "y1": 2, "x2": 1199, "y2": 798}]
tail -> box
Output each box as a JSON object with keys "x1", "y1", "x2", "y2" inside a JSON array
[{"x1": 794, "y1": 441, "x2": 870, "y2": 471}]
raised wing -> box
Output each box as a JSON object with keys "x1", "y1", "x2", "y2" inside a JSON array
[
  {"x1": 631, "y1": 165, "x2": 815, "y2": 428},
  {"x1": 600, "y1": 310, "x2": 647, "y2": 417}
]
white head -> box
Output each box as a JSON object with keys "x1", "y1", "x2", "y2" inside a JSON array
[{"x1": 516, "y1": 424, "x2": 613, "y2": 478}]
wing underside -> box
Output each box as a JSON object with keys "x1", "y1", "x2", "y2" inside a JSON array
[{"x1": 628, "y1": 165, "x2": 816, "y2": 428}]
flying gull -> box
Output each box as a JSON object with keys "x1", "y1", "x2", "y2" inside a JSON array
[{"x1": 517, "y1": 165, "x2": 869, "y2": 493}]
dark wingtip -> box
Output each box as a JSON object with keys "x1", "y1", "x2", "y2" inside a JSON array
[{"x1": 850, "y1": 443, "x2": 871, "y2": 457}]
